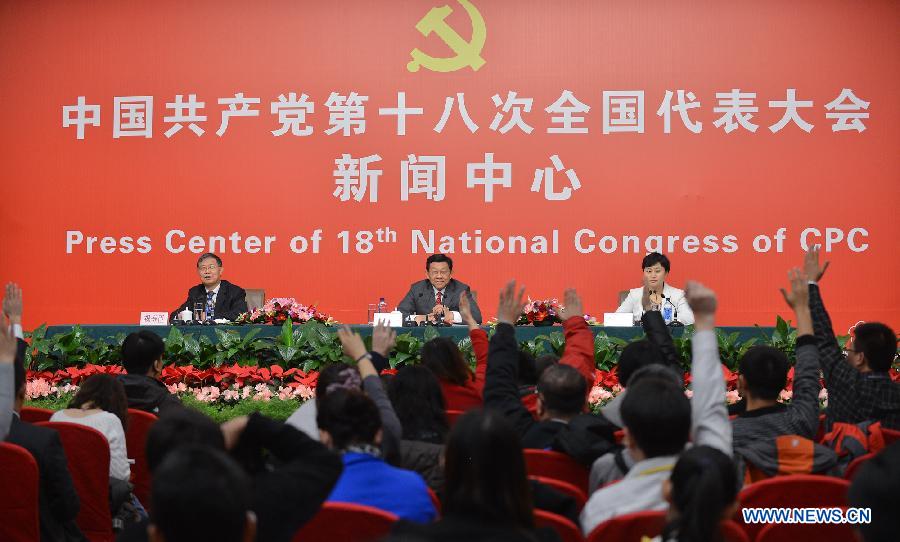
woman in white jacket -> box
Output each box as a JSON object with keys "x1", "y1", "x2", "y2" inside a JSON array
[
  {"x1": 50, "y1": 374, "x2": 132, "y2": 481},
  {"x1": 616, "y1": 252, "x2": 694, "y2": 325}
]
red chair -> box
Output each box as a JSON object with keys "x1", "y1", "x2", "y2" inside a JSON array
[
  {"x1": 37, "y1": 421, "x2": 113, "y2": 542},
  {"x1": 586, "y1": 511, "x2": 748, "y2": 542},
  {"x1": 736, "y1": 475, "x2": 850, "y2": 542},
  {"x1": 445, "y1": 409, "x2": 465, "y2": 427},
  {"x1": 427, "y1": 486, "x2": 441, "y2": 516},
  {"x1": 20, "y1": 406, "x2": 54, "y2": 423},
  {"x1": 524, "y1": 449, "x2": 590, "y2": 495},
  {"x1": 0, "y1": 442, "x2": 40, "y2": 542},
  {"x1": 755, "y1": 521, "x2": 858, "y2": 542},
  {"x1": 534, "y1": 509, "x2": 584, "y2": 542},
  {"x1": 882, "y1": 427, "x2": 900, "y2": 446},
  {"x1": 125, "y1": 408, "x2": 157, "y2": 513},
  {"x1": 843, "y1": 452, "x2": 875, "y2": 480},
  {"x1": 585, "y1": 510, "x2": 666, "y2": 542},
  {"x1": 291, "y1": 502, "x2": 398, "y2": 542},
  {"x1": 530, "y1": 475, "x2": 587, "y2": 511}
]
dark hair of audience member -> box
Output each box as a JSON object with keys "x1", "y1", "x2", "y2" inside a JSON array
[
  {"x1": 421, "y1": 337, "x2": 472, "y2": 387},
  {"x1": 642, "y1": 251, "x2": 671, "y2": 272},
  {"x1": 534, "y1": 353, "x2": 559, "y2": 382},
  {"x1": 316, "y1": 389, "x2": 382, "y2": 450},
  {"x1": 662, "y1": 446, "x2": 738, "y2": 542},
  {"x1": 621, "y1": 376, "x2": 691, "y2": 458},
  {"x1": 618, "y1": 339, "x2": 666, "y2": 387},
  {"x1": 146, "y1": 407, "x2": 225, "y2": 472},
  {"x1": 852, "y1": 323, "x2": 898, "y2": 373},
  {"x1": 121, "y1": 330, "x2": 165, "y2": 375},
  {"x1": 738, "y1": 346, "x2": 789, "y2": 400},
  {"x1": 67, "y1": 374, "x2": 130, "y2": 431},
  {"x1": 517, "y1": 350, "x2": 539, "y2": 386},
  {"x1": 150, "y1": 446, "x2": 252, "y2": 542},
  {"x1": 443, "y1": 410, "x2": 534, "y2": 530},
  {"x1": 849, "y1": 442, "x2": 900, "y2": 542},
  {"x1": 425, "y1": 253, "x2": 453, "y2": 271},
  {"x1": 387, "y1": 366, "x2": 448, "y2": 444},
  {"x1": 315, "y1": 362, "x2": 362, "y2": 407},
  {"x1": 536, "y1": 364, "x2": 586, "y2": 417},
  {"x1": 627, "y1": 364, "x2": 683, "y2": 389}
]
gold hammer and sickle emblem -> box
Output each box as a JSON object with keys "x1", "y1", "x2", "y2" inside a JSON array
[{"x1": 407, "y1": 0, "x2": 487, "y2": 73}]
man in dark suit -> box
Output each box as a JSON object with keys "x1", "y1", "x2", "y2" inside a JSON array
[
  {"x1": 397, "y1": 254, "x2": 483, "y2": 324},
  {"x1": 7, "y1": 344, "x2": 86, "y2": 542},
  {"x1": 171, "y1": 253, "x2": 248, "y2": 321}
]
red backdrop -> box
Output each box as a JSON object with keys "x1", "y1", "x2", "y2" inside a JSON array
[{"x1": 0, "y1": 0, "x2": 897, "y2": 332}]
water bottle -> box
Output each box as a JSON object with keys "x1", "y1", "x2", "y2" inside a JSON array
[
  {"x1": 662, "y1": 298, "x2": 674, "y2": 324},
  {"x1": 377, "y1": 297, "x2": 387, "y2": 314}
]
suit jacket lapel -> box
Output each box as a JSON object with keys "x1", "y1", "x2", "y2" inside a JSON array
[{"x1": 214, "y1": 281, "x2": 228, "y2": 313}]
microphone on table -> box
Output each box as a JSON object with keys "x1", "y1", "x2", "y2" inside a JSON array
[{"x1": 663, "y1": 295, "x2": 684, "y2": 327}]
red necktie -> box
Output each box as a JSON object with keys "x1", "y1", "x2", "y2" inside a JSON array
[{"x1": 436, "y1": 291, "x2": 443, "y2": 305}]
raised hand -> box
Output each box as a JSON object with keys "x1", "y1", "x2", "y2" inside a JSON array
[
  {"x1": 497, "y1": 280, "x2": 526, "y2": 325},
  {"x1": 557, "y1": 288, "x2": 584, "y2": 321},
  {"x1": 803, "y1": 246, "x2": 830, "y2": 283}
]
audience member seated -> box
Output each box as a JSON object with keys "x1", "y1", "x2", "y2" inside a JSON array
[
  {"x1": 6, "y1": 337, "x2": 85, "y2": 541},
  {"x1": 388, "y1": 409, "x2": 561, "y2": 542},
  {"x1": 484, "y1": 284, "x2": 618, "y2": 466},
  {"x1": 1, "y1": 282, "x2": 26, "y2": 441},
  {"x1": 51, "y1": 374, "x2": 132, "y2": 482},
  {"x1": 147, "y1": 446, "x2": 255, "y2": 542},
  {"x1": 589, "y1": 363, "x2": 684, "y2": 491},
  {"x1": 805, "y1": 247, "x2": 900, "y2": 430},
  {"x1": 319, "y1": 388, "x2": 437, "y2": 523},
  {"x1": 848, "y1": 441, "x2": 900, "y2": 542},
  {"x1": 286, "y1": 323, "x2": 403, "y2": 465},
  {"x1": 732, "y1": 268, "x2": 837, "y2": 479},
  {"x1": 118, "y1": 407, "x2": 342, "y2": 542},
  {"x1": 387, "y1": 365, "x2": 449, "y2": 490},
  {"x1": 117, "y1": 331, "x2": 181, "y2": 415},
  {"x1": 580, "y1": 281, "x2": 732, "y2": 535},
  {"x1": 649, "y1": 445, "x2": 740, "y2": 542}
]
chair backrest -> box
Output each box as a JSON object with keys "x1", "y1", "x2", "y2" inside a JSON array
[
  {"x1": 755, "y1": 520, "x2": 858, "y2": 542},
  {"x1": 585, "y1": 510, "x2": 667, "y2": 542},
  {"x1": 524, "y1": 449, "x2": 590, "y2": 495},
  {"x1": 37, "y1": 421, "x2": 113, "y2": 542},
  {"x1": 843, "y1": 452, "x2": 875, "y2": 480},
  {"x1": 0, "y1": 442, "x2": 41, "y2": 542},
  {"x1": 427, "y1": 486, "x2": 441, "y2": 516},
  {"x1": 534, "y1": 509, "x2": 584, "y2": 542},
  {"x1": 882, "y1": 427, "x2": 900, "y2": 446},
  {"x1": 291, "y1": 502, "x2": 398, "y2": 542},
  {"x1": 245, "y1": 289, "x2": 265, "y2": 311},
  {"x1": 445, "y1": 409, "x2": 465, "y2": 427},
  {"x1": 736, "y1": 474, "x2": 850, "y2": 542},
  {"x1": 530, "y1": 475, "x2": 587, "y2": 511},
  {"x1": 586, "y1": 512, "x2": 748, "y2": 542},
  {"x1": 20, "y1": 406, "x2": 54, "y2": 424},
  {"x1": 126, "y1": 408, "x2": 158, "y2": 512}
]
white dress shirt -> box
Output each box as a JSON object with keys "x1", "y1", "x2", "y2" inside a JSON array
[{"x1": 615, "y1": 283, "x2": 694, "y2": 325}]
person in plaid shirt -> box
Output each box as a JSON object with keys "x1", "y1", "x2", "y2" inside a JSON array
[{"x1": 805, "y1": 247, "x2": 900, "y2": 430}]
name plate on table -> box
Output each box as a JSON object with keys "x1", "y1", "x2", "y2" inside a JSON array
[
  {"x1": 603, "y1": 313, "x2": 634, "y2": 327},
  {"x1": 373, "y1": 312, "x2": 403, "y2": 326},
  {"x1": 139, "y1": 312, "x2": 170, "y2": 326}
]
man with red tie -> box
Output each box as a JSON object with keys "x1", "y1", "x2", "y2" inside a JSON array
[{"x1": 397, "y1": 254, "x2": 482, "y2": 324}]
